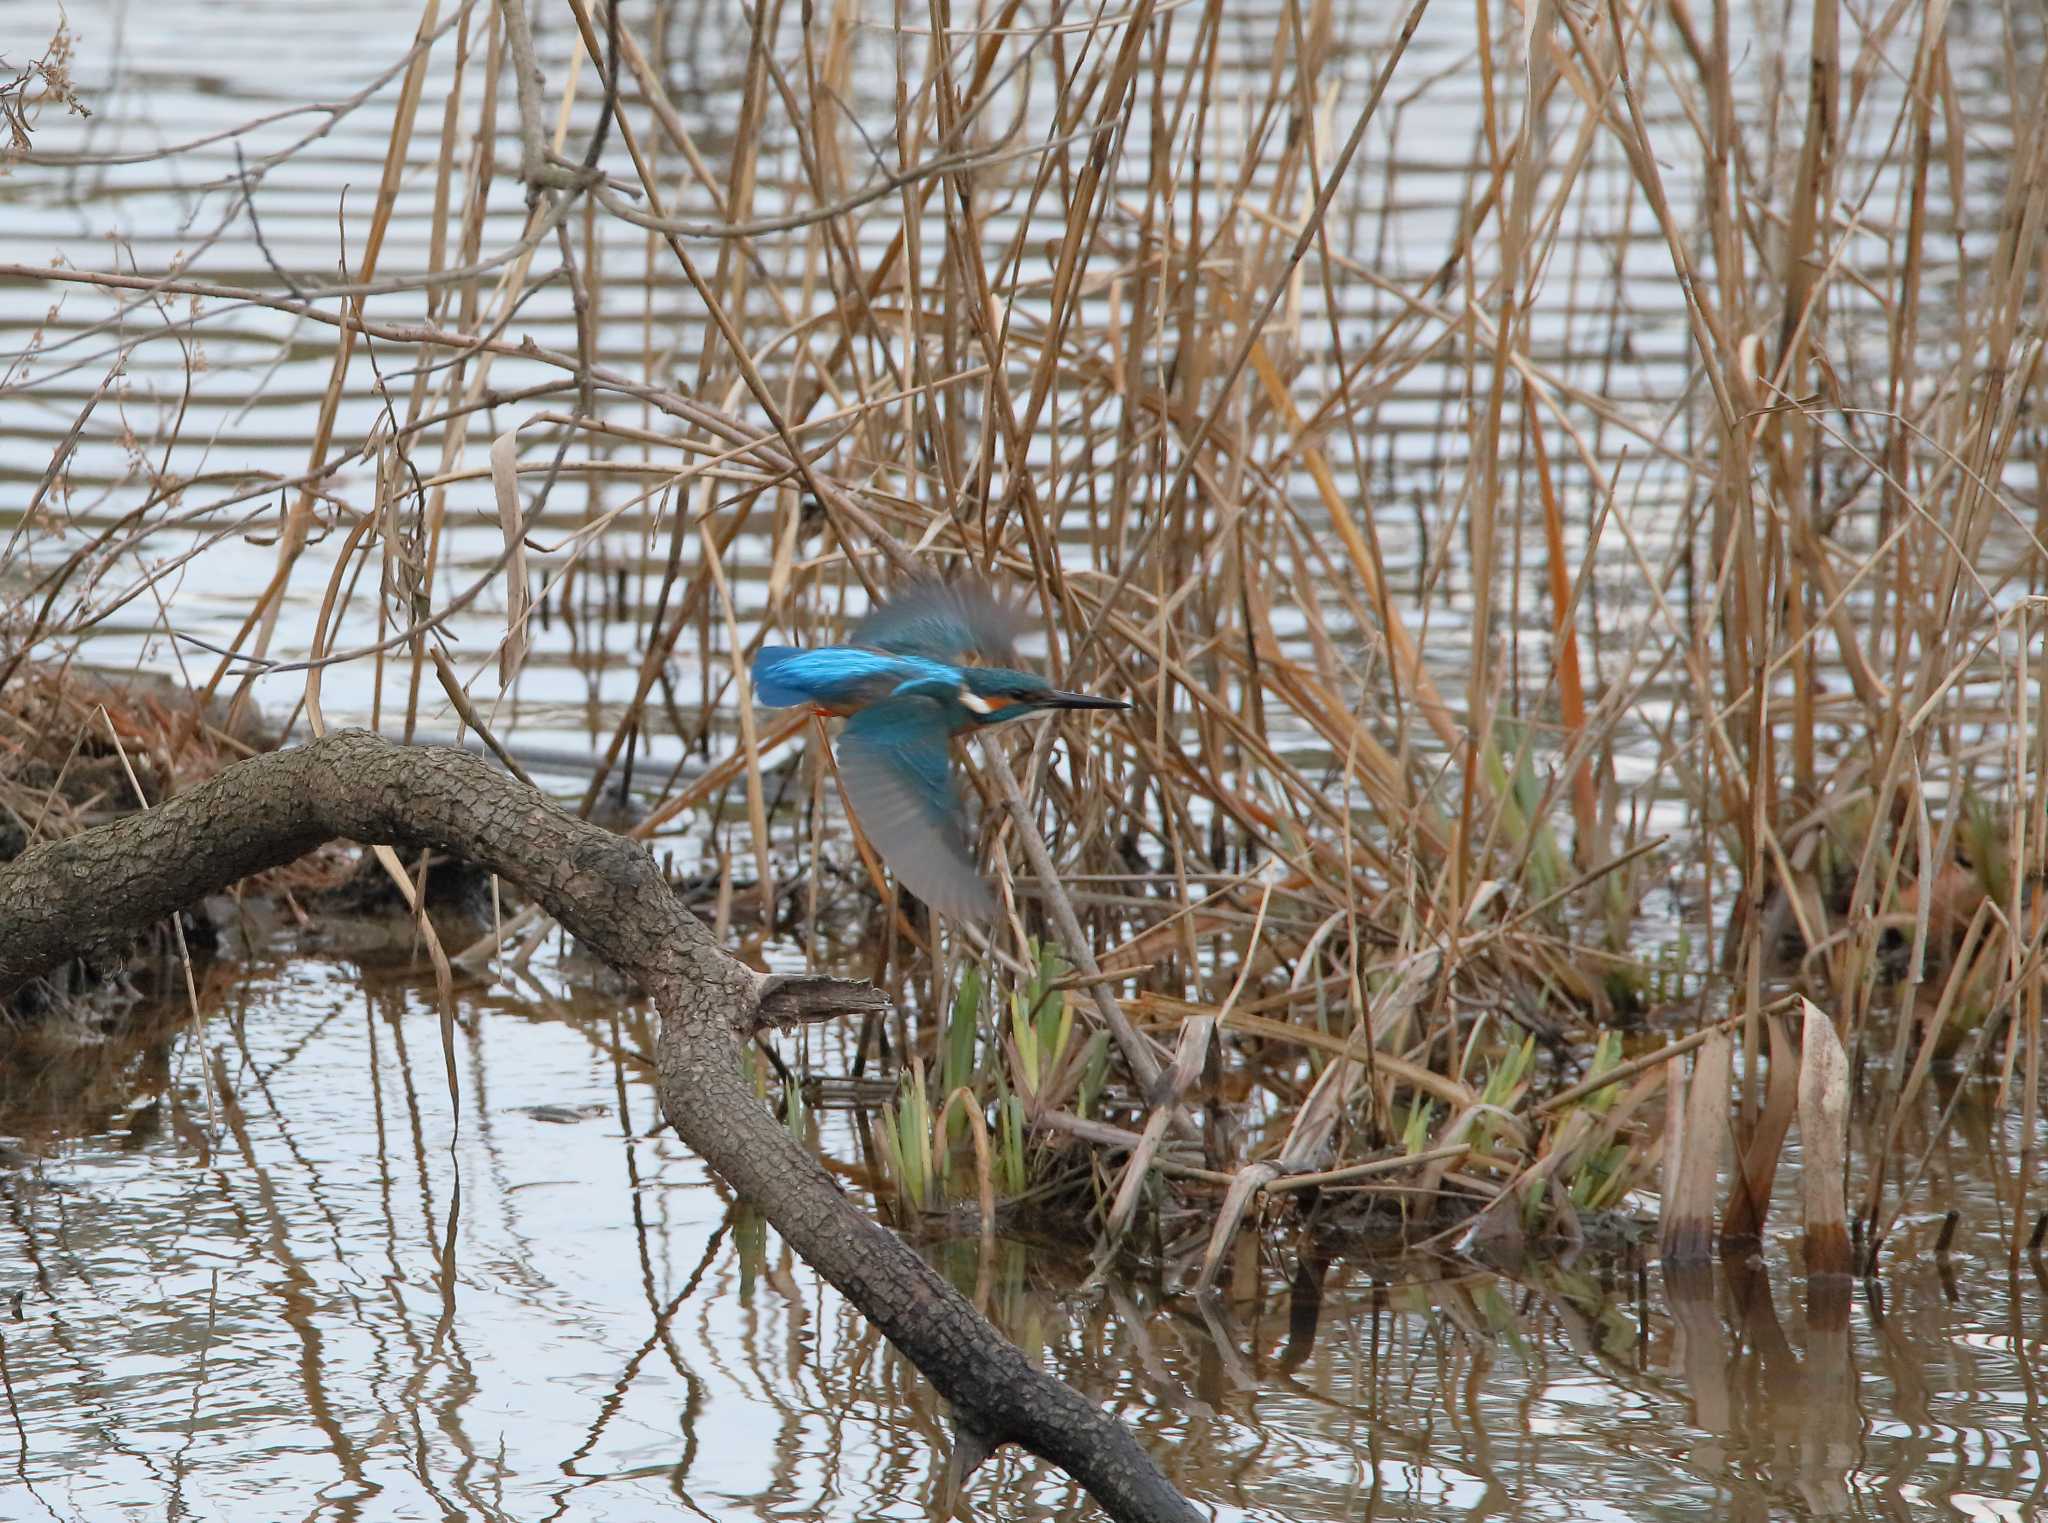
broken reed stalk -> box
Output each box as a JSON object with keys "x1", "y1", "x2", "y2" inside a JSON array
[
  {"x1": 1798, "y1": 998, "x2": 1854, "y2": 1280},
  {"x1": 0, "y1": 735, "x2": 1198, "y2": 1523},
  {"x1": 1659, "y1": 1030, "x2": 1731, "y2": 1268},
  {"x1": 1719, "y1": 1007, "x2": 1796, "y2": 1248}
]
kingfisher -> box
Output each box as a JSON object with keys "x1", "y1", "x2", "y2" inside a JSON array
[{"x1": 749, "y1": 578, "x2": 1128, "y2": 920}]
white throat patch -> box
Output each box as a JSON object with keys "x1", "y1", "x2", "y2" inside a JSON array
[{"x1": 958, "y1": 688, "x2": 997, "y2": 715}]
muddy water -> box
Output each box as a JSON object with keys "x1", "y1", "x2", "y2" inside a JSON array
[{"x1": 5, "y1": 953, "x2": 2045, "y2": 1522}]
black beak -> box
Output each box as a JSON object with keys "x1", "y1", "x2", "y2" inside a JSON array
[{"x1": 1043, "y1": 691, "x2": 1130, "y2": 711}]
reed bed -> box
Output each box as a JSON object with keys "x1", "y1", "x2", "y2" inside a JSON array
[{"x1": 2, "y1": 0, "x2": 2043, "y2": 1281}]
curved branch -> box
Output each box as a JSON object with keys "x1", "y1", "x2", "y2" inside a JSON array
[{"x1": 0, "y1": 731, "x2": 1196, "y2": 1523}]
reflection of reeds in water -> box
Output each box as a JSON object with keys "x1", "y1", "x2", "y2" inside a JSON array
[
  {"x1": 2, "y1": 0, "x2": 2045, "y2": 1274},
  {"x1": 8, "y1": 949, "x2": 2043, "y2": 1521}
]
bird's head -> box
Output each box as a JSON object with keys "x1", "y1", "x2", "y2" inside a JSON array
[{"x1": 955, "y1": 667, "x2": 1129, "y2": 727}]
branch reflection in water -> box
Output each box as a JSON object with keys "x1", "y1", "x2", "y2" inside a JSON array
[{"x1": 3, "y1": 958, "x2": 2042, "y2": 1521}]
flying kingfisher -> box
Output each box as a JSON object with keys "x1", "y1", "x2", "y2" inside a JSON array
[{"x1": 749, "y1": 578, "x2": 1129, "y2": 920}]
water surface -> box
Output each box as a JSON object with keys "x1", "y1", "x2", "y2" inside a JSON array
[{"x1": 5, "y1": 954, "x2": 2045, "y2": 1521}]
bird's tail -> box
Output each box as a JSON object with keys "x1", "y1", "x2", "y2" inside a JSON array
[{"x1": 748, "y1": 646, "x2": 812, "y2": 709}]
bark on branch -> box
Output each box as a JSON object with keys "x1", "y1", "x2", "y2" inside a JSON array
[{"x1": 0, "y1": 731, "x2": 1196, "y2": 1523}]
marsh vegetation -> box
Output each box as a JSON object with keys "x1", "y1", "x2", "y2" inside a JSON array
[{"x1": 2, "y1": 0, "x2": 2044, "y2": 1515}]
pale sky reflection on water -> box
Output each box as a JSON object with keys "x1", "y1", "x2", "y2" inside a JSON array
[{"x1": 4, "y1": 956, "x2": 2045, "y2": 1522}]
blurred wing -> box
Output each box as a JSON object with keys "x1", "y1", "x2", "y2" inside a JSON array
[
  {"x1": 850, "y1": 577, "x2": 1026, "y2": 665},
  {"x1": 837, "y1": 697, "x2": 995, "y2": 921}
]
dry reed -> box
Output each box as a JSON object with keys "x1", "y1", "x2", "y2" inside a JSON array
[{"x1": 3, "y1": 0, "x2": 2042, "y2": 1280}]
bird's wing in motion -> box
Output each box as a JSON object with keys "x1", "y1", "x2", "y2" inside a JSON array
[
  {"x1": 850, "y1": 577, "x2": 1026, "y2": 665},
  {"x1": 836, "y1": 696, "x2": 995, "y2": 921}
]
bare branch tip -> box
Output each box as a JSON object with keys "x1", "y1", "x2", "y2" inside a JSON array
[{"x1": 749, "y1": 972, "x2": 894, "y2": 1033}]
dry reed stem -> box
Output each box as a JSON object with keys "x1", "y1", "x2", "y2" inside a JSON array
[
  {"x1": 1797, "y1": 998, "x2": 1853, "y2": 1278},
  {"x1": 1659, "y1": 1030, "x2": 1730, "y2": 1267}
]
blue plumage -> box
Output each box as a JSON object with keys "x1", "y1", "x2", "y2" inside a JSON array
[
  {"x1": 750, "y1": 645, "x2": 955, "y2": 712},
  {"x1": 747, "y1": 578, "x2": 1128, "y2": 919}
]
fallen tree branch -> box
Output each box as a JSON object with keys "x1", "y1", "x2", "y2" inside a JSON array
[{"x1": 0, "y1": 731, "x2": 1197, "y2": 1523}]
